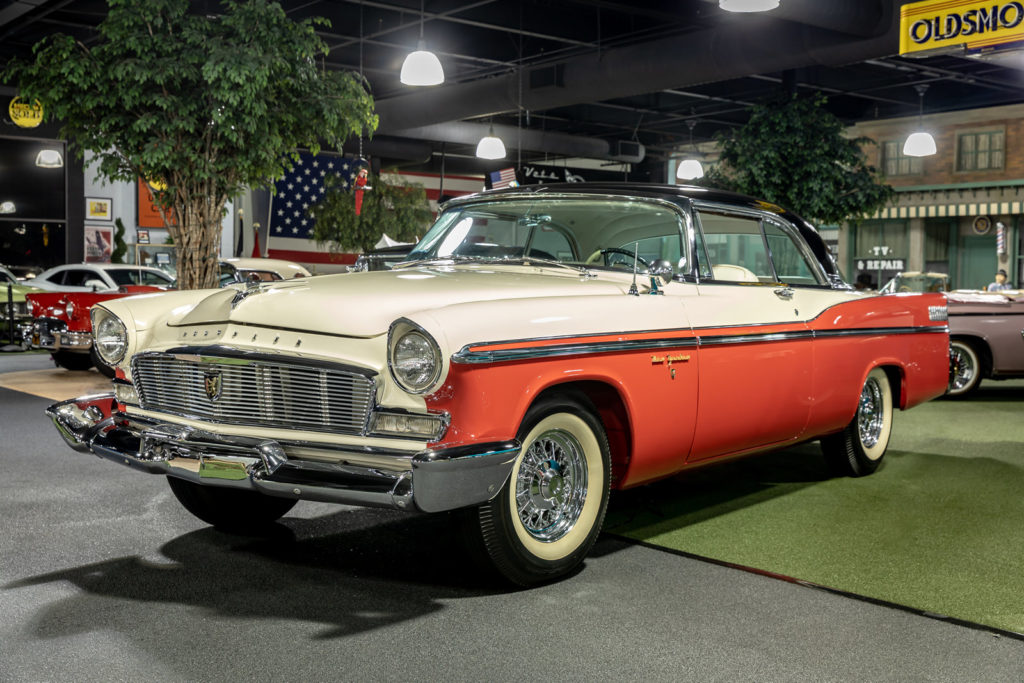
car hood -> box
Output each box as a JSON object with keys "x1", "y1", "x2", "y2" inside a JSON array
[{"x1": 172, "y1": 265, "x2": 634, "y2": 337}]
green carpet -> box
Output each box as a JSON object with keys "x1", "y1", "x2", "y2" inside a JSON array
[{"x1": 605, "y1": 379, "x2": 1024, "y2": 634}]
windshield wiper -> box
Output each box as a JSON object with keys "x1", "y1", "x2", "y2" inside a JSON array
[{"x1": 393, "y1": 255, "x2": 482, "y2": 268}]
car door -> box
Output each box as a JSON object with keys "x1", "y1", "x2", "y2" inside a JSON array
[{"x1": 686, "y1": 205, "x2": 817, "y2": 462}]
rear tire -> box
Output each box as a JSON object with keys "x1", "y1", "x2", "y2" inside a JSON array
[
  {"x1": 463, "y1": 394, "x2": 611, "y2": 586},
  {"x1": 821, "y1": 368, "x2": 893, "y2": 477},
  {"x1": 947, "y1": 339, "x2": 982, "y2": 398},
  {"x1": 52, "y1": 350, "x2": 93, "y2": 372},
  {"x1": 167, "y1": 476, "x2": 297, "y2": 533}
]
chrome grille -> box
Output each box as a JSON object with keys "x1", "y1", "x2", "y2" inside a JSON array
[{"x1": 132, "y1": 352, "x2": 375, "y2": 434}]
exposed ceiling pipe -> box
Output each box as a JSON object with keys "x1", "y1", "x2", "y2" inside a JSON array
[
  {"x1": 391, "y1": 121, "x2": 644, "y2": 162},
  {"x1": 374, "y1": 0, "x2": 895, "y2": 133}
]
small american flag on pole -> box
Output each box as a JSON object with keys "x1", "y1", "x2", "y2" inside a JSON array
[{"x1": 487, "y1": 167, "x2": 519, "y2": 190}]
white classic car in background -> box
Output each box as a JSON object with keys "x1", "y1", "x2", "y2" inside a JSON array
[
  {"x1": 29, "y1": 263, "x2": 176, "y2": 291},
  {"x1": 48, "y1": 184, "x2": 950, "y2": 585}
]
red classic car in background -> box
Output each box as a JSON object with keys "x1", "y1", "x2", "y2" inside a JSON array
[
  {"x1": 946, "y1": 290, "x2": 1024, "y2": 397},
  {"x1": 24, "y1": 258, "x2": 311, "y2": 375},
  {"x1": 25, "y1": 286, "x2": 166, "y2": 375}
]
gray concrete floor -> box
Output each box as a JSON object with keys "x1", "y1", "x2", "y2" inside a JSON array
[{"x1": 2, "y1": 358, "x2": 1023, "y2": 681}]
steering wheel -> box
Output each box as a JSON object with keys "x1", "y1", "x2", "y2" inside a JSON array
[{"x1": 585, "y1": 247, "x2": 651, "y2": 270}]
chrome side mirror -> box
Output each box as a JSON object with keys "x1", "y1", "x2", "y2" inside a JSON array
[{"x1": 649, "y1": 259, "x2": 673, "y2": 282}]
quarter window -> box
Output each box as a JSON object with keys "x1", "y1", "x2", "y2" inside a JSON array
[
  {"x1": 697, "y1": 211, "x2": 773, "y2": 282},
  {"x1": 763, "y1": 220, "x2": 824, "y2": 285}
]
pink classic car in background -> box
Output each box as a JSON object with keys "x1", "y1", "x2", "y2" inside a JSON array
[
  {"x1": 47, "y1": 184, "x2": 950, "y2": 585},
  {"x1": 947, "y1": 290, "x2": 1024, "y2": 397}
]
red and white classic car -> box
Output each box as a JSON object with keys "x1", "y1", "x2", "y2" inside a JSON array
[{"x1": 47, "y1": 184, "x2": 950, "y2": 585}]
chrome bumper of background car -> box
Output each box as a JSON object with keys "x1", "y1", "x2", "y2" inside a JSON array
[
  {"x1": 29, "y1": 319, "x2": 92, "y2": 351},
  {"x1": 46, "y1": 394, "x2": 519, "y2": 514}
]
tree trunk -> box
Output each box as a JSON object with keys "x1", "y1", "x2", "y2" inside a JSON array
[{"x1": 166, "y1": 192, "x2": 226, "y2": 290}]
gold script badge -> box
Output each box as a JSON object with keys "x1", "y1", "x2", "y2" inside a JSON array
[{"x1": 651, "y1": 353, "x2": 690, "y2": 379}]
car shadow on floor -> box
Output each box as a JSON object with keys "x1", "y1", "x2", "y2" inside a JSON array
[{"x1": 5, "y1": 505, "x2": 632, "y2": 642}]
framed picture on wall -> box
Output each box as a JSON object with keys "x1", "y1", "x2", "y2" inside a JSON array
[
  {"x1": 84, "y1": 225, "x2": 113, "y2": 263},
  {"x1": 86, "y1": 197, "x2": 112, "y2": 221},
  {"x1": 136, "y1": 229, "x2": 150, "y2": 244}
]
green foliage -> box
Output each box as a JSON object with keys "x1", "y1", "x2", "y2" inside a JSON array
[
  {"x1": 700, "y1": 94, "x2": 892, "y2": 225},
  {"x1": 3, "y1": 0, "x2": 377, "y2": 288},
  {"x1": 311, "y1": 171, "x2": 433, "y2": 253},
  {"x1": 111, "y1": 218, "x2": 127, "y2": 263}
]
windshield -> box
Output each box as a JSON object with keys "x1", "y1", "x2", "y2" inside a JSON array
[{"x1": 404, "y1": 197, "x2": 689, "y2": 275}]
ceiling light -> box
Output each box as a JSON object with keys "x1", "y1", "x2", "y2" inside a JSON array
[
  {"x1": 903, "y1": 132, "x2": 936, "y2": 157},
  {"x1": 677, "y1": 118, "x2": 704, "y2": 180},
  {"x1": 0, "y1": 201, "x2": 15, "y2": 214},
  {"x1": 400, "y1": 0, "x2": 444, "y2": 86},
  {"x1": 476, "y1": 124, "x2": 506, "y2": 160},
  {"x1": 677, "y1": 159, "x2": 704, "y2": 180},
  {"x1": 720, "y1": 0, "x2": 780, "y2": 12},
  {"x1": 35, "y1": 149, "x2": 64, "y2": 168},
  {"x1": 903, "y1": 84, "x2": 937, "y2": 158}
]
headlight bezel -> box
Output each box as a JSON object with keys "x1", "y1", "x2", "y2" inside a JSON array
[
  {"x1": 387, "y1": 318, "x2": 443, "y2": 395},
  {"x1": 91, "y1": 307, "x2": 128, "y2": 365}
]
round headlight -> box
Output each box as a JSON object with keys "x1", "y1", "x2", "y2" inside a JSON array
[
  {"x1": 389, "y1": 322, "x2": 442, "y2": 394},
  {"x1": 92, "y1": 309, "x2": 127, "y2": 364}
]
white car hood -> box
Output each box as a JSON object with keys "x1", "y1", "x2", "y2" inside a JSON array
[{"x1": 172, "y1": 266, "x2": 633, "y2": 337}]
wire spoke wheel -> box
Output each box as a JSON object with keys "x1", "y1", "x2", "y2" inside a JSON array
[{"x1": 515, "y1": 429, "x2": 588, "y2": 543}]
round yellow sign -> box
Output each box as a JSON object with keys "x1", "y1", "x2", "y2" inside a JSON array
[{"x1": 8, "y1": 97, "x2": 43, "y2": 128}]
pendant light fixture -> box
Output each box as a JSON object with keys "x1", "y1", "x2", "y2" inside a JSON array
[
  {"x1": 0, "y1": 201, "x2": 15, "y2": 214},
  {"x1": 720, "y1": 0, "x2": 780, "y2": 12},
  {"x1": 400, "y1": 0, "x2": 444, "y2": 86},
  {"x1": 476, "y1": 122, "x2": 506, "y2": 160},
  {"x1": 903, "y1": 84, "x2": 937, "y2": 157},
  {"x1": 35, "y1": 149, "x2": 64, "y2": 168},
  {"x1": 676, "y1": 119, "x2": 704, "y2": 181}
]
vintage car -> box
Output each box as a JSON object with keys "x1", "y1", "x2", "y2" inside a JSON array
[
  {"x1": 26, "y1": 259, "x2": 309, "y2": 375},
  {"x1": 946, "y1": 289, "x2": 1024, "y2": 397},
  {"x1": 25, "y1": 286, "x2": 167, "y2": 375},
  {"x1": 30, "y1": 263, "x2": 176, "y2": 292},
  {"x1": 46, "y1": 184, "x2": 950, "y2": 585},
  {"x1": 219, "y1": 257, "x2": 311, "y2": 284},
  {"x1": 1, "y1": 264, "x2": 41, "y2": 344},
  {"x1": 879, "y1": 271, "x2": 950, "y2": 295}
]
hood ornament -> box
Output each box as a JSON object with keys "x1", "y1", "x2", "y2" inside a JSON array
[{"x1": 230, "y1": 279, "x2": 263, "y2": 308}]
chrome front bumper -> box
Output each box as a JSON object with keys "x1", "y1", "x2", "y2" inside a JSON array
[
  {"x1": 29, "y1": 319, "x2": 92, "y2": 351},
  {"x1": 47, "y1": 394, "x2": 520, "y2": 514}
]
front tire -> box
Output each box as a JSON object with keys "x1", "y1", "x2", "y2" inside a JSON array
[
  {"x1": 947, "y1": 339, "x2": 982, "y2": 397},
  {"x1": 466, "y1": 395, "x2": 611, "y2": 586},
  {"x1": 166, "y1": 476, "x2": 297, "y2": 533},
  {"x1": 821, "y1": 368, "x2": 893, "y2": 477}
]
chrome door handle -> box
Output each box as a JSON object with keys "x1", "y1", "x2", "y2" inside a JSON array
[{"x1": 773, "y1": 287, "x2": 794, "y2": 300}]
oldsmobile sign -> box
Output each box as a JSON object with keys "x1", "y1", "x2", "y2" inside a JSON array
[{"x1": 900, "y1": 0, "x2": 1024, "y2": 56}]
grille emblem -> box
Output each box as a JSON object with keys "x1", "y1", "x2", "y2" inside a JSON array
[{"x1": 204, "y1": 370, "x2": 223, "y2": 402}]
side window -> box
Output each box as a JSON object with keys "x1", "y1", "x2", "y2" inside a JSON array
[
  {"x1": 764, "y1": 220, "x2": 825, "y2": 286},
  {"x1": 141, "y1": 270, "x2": 174, "y2": 285},
  {"x1": 61, "y1": 269, "x2": 95, "y2": 287},
  {"x1": 695, "y1": 211, "x2": 773, "y2": 283}
]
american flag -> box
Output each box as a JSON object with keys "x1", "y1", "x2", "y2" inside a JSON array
[
  {"x1": 266, "y1": 151, "x2": 357, "y2": 263},
  {"x1": 486, "y1": 167, "x2": 518, "y2": 190}
]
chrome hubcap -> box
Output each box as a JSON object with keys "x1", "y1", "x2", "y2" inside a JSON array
[
  {"x1": 857, "y1": 377, "x2": 884, "y2": 448},
  {"x1": 516, "y1": 429, "x2": 588, "y2": 542},
  {"x1": 949, "y1": 346, "x2": 975, "y2": 391}
]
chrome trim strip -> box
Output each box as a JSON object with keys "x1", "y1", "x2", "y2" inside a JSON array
[
  {"x1": 452, "y1": 336, "x2": 698, "y2": 364},
  {"x1": 698, "y1": 330, "x2": 815, "y2": 346},
  {"x1": 813, "y1": 325, "x2": 949, "y2": 338},
  {"x1": 453, "y1": 325, "x2": 948, "y2": 364}
]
